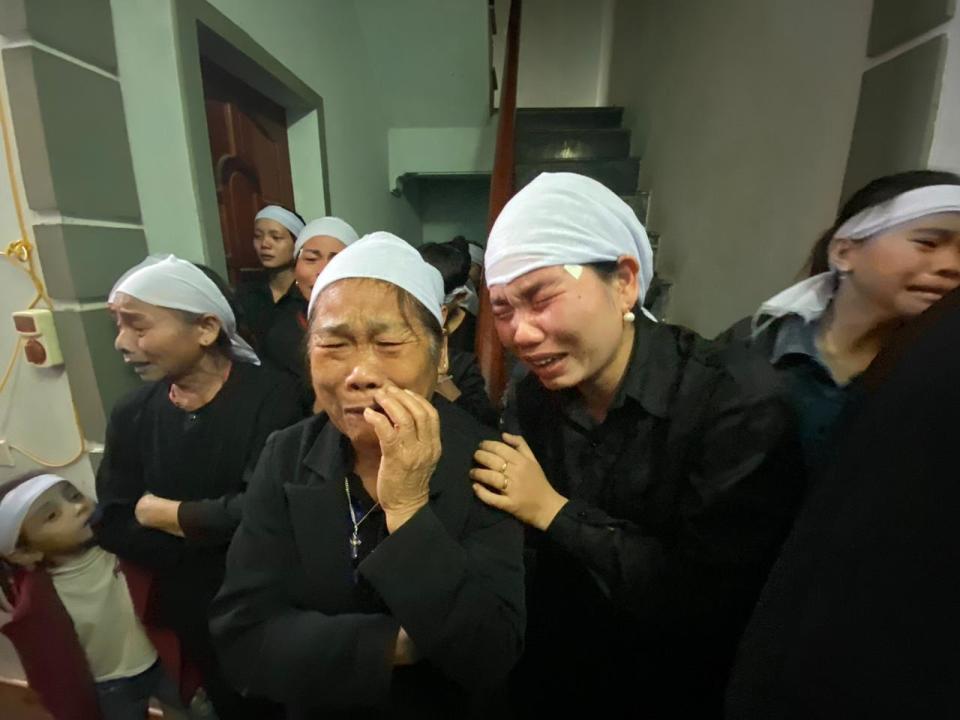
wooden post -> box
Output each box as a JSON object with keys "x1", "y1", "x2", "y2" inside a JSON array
[{"x1": 476, "y1": 0, "x2": 522, "y2": 407}]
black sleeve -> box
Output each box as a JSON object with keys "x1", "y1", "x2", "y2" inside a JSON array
[
  {"x1": 94, "y1": 396, "x2": 184, "y2": 571},
  {"x1": 359, "y1": 494, "x2": 525, "y2": 690},
  {"x1": 451, "y1": 354, "x2": 498, "y2": 428},
  {"x1": 209, "y1": 434, "x2": 399, "y2": 710},
  {"x1": 178, "y1": 376, "x2": 305, "y2": 544},
  {"x1": 544, "y1": 363, "x2": 803, "y2": 623}
]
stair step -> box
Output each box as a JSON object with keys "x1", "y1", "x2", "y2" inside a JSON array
[
  {"x1": 516, "y1": 158, "x2": 640, "y2": 195},
  {"x1": 516, "y1": 128, "x2": 631, "y2": 163},
  {"x1": 516, "y1": 106, "x2": 624, "y2": 131},
  {"x1": 619, "y1": 190, "x2": 651, "y2": 225}
]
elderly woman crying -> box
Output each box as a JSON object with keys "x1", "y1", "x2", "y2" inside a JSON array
[{"x1": 210, "y1": 233, "x2": 525, "y2": 719}]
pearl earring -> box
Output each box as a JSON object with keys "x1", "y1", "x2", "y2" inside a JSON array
[{"x1": 623, "y1": 311, "x2": 636, "y2": 323}]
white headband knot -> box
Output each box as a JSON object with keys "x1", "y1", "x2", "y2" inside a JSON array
[
  {"x1": 308, "y1": 232, "x2": 444, "y2": 327},
  {"x1": 255, "y1": 205, "x2": 305, "y2": 237},
  {"x1": 467, "y1": 243, "x2": 484, "y2": 266},
  {"x1": 109, "y1": 255, "x2": 259, "y2": 365}
]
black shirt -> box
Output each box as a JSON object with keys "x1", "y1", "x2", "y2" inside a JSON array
[
  {"x1": 237, "y1": 277, "x2": 313, "y2": 407},
  {"x1": 235, "y1": 276, "x2": 296, "y2": 342},
  {"x1": 210, "y1": 400, "x2": 526, "y2": 719},
  {"x1": 505, "y1": 318, "x2": 804, "y2": 716},
  {"x1": 93, "y1": 361, "x2": 303, "y2": 627},
  {"x1": 448, "y1": 350, "x2": 497, "y2": 428},
  {"x1": 447, "y1": 312, "x2": 477, "y2": 354},
  {"x1": 719, "y1": 314, "x2": 852, "y2": 476},
  {"x1": 727, "y1": 288, "x2": 960, "y2": 719}
]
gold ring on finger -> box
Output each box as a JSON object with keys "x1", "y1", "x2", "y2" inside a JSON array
[{"x1": 500, "y1": 461, "x2": 508, "y2": 473}]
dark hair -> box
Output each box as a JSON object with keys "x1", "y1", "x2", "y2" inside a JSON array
[
  {"x1": 419, "y1": 243, "x2": 471, "y2": 295},
  {"x1": 589, "y1": 261, "x2": 619, "y2": 281},
  {"x1": 587, "y1": 261, "x2": 646, "y2": 314},
  {"x1": 809, "y1": 170, "x2": 960, "y2": 275}
]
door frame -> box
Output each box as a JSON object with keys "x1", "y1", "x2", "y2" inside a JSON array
[{"x1": 171, "y1": 0, "x2": 331, "y2": 279}]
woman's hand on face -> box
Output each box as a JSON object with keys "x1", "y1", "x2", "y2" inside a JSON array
[
  {"x1": 471, "y1": 433, "x2": 568, "y2": 531},
  {"x1": 363, "y1": 385, "x2": 441, "y2": 533}
]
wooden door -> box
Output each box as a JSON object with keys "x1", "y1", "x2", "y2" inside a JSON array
[{"x1": 201, "y1": 58, "x2": 296, "y2": 286}]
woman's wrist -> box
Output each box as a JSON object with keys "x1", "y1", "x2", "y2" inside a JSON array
[
  {"x1": 533, "y1": 493, "x2": 568, "y2": 532},
  {"x1": 384, "y1": 496, "x2": 429, "y2": 533}
]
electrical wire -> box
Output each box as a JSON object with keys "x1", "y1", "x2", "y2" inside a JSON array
[{"x1": 0, "y1": 66, "x2": 85, "y2": 468}]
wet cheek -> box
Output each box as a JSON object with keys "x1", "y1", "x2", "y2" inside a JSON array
[
  {"x1": 493, "y1": 317, "x2": 515, "y2": 346},
  {"x1": 309, "y1": 355, "x2": 345, "y2": 396}
]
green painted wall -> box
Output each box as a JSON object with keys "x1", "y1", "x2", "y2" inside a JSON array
[
  {"x1": 388, "y1": 123, "x2": 496, "y2": 191},
  {"x1": 111, "y1": 0, "x2": 212, "y2": 263},
  {"x1": 354, "y1": 0, "x2": 491, "y2": 128},
  {"x1": 112, "y1": 0, "x2": 431, "y2": 262}
]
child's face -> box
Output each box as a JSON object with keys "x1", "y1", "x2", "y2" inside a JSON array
[{"x1": 19, "y1": 482, "x2": 94, "y2": 557}]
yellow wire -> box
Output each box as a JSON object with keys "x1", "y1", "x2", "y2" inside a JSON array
[
  {"x1": 0, "y1": 337, "x2": 21, "y2": 396},
  {"x1": 8, "y1": 402, "x2": 86, "y2": 468},
  {"x1": 0, "y1": 66, "x2": 85, "y2": 468}
]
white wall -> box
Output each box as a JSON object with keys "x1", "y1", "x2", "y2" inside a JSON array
[
  {"x1": 0, "y1": 42, "x2": 96, "y2": 683},
  {"x1": 608, "y1": 0, "x2": 873, "y2": 337},
  {"x1": 494, "y1": 0, "x2": 614, "y2": 108}
]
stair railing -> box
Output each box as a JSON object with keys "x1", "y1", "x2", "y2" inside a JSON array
[{"x1": 476, "y1": 0, "x2": 522, "y2": 407}]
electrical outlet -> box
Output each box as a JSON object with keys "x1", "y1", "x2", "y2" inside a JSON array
[{"x1": 0, "y1": 440, "x2": 13, "y2": 467}]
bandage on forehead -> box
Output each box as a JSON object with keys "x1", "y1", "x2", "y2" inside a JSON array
[
  {"x1": 255, "y1": 205, "x2": 305, "y2": 237},
  {"x1": 307, "y1": 232, "x2": 445, "y2": 327},
  {"x1": 109, "y1": 255, "x2": 260, "y2": 365},
  {"x1": 0, "y1": 474, "x2": 69, "y2": 555},
  {"x1": 834, "y1": 184, "x2": 960, "y2": 239},
  {"x1": 484, "y1": 172, "x2": 654, "y2": 299},
  {"x1": 295, "y1": 217, "x2": 360, "y2": 256}
]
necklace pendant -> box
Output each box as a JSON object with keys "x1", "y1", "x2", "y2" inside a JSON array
[{"x1": 350, "y1": 533, "x2": 361, "y2": 560}]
